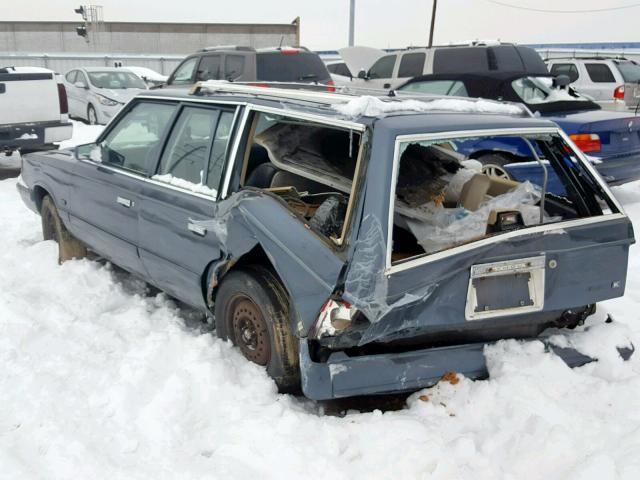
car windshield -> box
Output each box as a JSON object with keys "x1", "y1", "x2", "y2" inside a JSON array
[
  {"x1": 88, "y1": 71, "x2": 146, "y2": 89},
  {"x1": 511, "y1": 76, "x2": 588, "y2": 105},
  {"x1": 616, "y1": 61, "x2": 640, "y2": 82}
]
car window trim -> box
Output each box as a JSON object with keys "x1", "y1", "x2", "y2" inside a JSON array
[
  {"x1": 384, "y1": 127, "x2": 625, "y2": 275},
  {"x1": 89, "y1": 99, "x2": 180, "y2": 178},
  {"x1": 153, "y1": 102, "x2": 238, "y2": 195}
]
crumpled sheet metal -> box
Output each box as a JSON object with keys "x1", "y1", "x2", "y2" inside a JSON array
[
  {"x1": 191, "y1": 189, "x2": 343, "y2": 335},
  {"x1": 342, "y1": 214, "x2": 439, "y2": 344}
]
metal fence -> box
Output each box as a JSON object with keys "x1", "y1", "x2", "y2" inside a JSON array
[{"x1": 0, "y1": 53, "x2": 186, "y2": 75}]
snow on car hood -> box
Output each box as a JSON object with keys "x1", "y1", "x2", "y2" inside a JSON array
[
  {"x1": 95, "y1": 88, "x2": 144, "y2": 103},
  {"x1": 338, "y1": 46, "x2": 385, "y2": 76}
]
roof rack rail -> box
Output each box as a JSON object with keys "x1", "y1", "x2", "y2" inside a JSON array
[
  {"x1": 189, "y1": 80, "x2": 355, "y2": 104},
  {"x1": 543, "y1": 54, "x2": 630, "y2": 61},
  {"x1": 200, "y1": 45, "x2": 256, "y2": 52}
]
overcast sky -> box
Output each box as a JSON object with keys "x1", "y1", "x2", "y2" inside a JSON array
[{"x1": 5, "y1": 0, "x2": 640, "y2": 50}]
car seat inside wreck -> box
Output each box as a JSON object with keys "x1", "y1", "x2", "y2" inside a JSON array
[{"x1": 241, "y1": 111, "x2": 363, "y2": 244}]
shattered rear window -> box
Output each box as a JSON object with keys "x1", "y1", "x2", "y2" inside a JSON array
[{"x1": 390, "y1": 132, "x2": 616, "y2": 265}]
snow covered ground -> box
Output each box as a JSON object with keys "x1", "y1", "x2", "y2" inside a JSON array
[{"x1": 2, "y1": 123, "x2": 640, "y2": 479}]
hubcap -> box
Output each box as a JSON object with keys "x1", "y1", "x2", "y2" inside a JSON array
[
  {"x1": 482, "y1": 163, "x2": 511, "y2": 180},
  {"x1": 231, "y1": 297, "x2": 270, "y2": 365},
  {"x1": 89, "y1": 108, "x2": 97, "y2": 125}
]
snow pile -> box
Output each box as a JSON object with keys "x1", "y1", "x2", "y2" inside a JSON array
[
  {"x1": 152, "y1": 173, "x2": 217, "y2": 197},
  {"x1": 334, "y1": 95, "x2": 524, "y2": 118}
]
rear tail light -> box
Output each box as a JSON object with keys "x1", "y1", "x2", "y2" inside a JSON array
[
  {"x1": 570, "y1": 133, "x2": 601, "y2": 153},
  {"x1": 57, "y1": 83, "x2": 68, "y2": 114},
  {"x1": 311, "y1": 299, "x2": 357, "y2": 338},
  {"x1": 248, "y1": 83, "x2": 270, "y2": 88},
  {"x1": 280, "y1": 48, "x2": 300, "y2": 55},
  {"x1": 614, "y1": 85, "x2": 625, "y2": 101},
  {"x1": 326, "y1": 79, "x2": 336, "y2": 93}
]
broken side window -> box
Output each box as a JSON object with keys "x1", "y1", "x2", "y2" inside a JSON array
[
  {"x1": 241, "y1": 112, "x2": 363, "y2": 244},
  {"x1": 390, "y1": 133, "x2": 616, "y2": 264}
]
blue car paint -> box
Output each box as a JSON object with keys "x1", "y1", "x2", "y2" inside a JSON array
[
  {"x1": 16, "y1": 90, "x2": 636, "y2": 400},
  {"x1": 457, "y1": 107, "x2": 640, "y2": 187}
]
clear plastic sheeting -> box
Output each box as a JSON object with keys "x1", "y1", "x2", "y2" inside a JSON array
[
  {"x1": 343, "y1": 215, "x2": 438, "y2": 325},
  {"x1": 403, "y1": 181, "x2": 556, "y2": 254}
]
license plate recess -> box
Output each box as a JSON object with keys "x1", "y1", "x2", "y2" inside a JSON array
[{"x1": 465, "y1": 255, "x2": 545, "y2": 320}]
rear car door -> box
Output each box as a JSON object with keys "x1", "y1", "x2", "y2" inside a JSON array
[
  {"x1": 395, "y1": 52, "x2": 427, "y2": 86},
  {"x1": 582, "y1": 62, "x2": 619, "y2": 101},
  {"x1": 69, "y1": 100, "x2": 177, "y2": 275},
  {"x1": 138, "y1": 103, "x2": 238, "y2": 308}
]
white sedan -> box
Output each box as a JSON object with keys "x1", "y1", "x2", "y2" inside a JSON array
[{"x1": 63, "y1": 67, "x2": 147, "y2": 125}]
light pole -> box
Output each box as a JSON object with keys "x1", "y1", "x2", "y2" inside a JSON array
[
  {"x1": 349, "y1": 0, "x2": 355, "y2": 46},
  {"x1": 428, "y1": 0, "x2": 438, "y2": 48}
]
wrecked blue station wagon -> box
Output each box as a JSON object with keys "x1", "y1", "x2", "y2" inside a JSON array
[{"x1": 17, "y1": 82, "x2": 635, "y2": 399}]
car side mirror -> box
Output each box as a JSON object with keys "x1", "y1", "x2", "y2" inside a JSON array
[
  {"x1": 75, "y1": 142, "x2": 102, "y2": 162},
  {"x1": 553, "y1": 74, "x2": 571, "y2": 88},
  {"x1": 74, "y1": 81, "x2": 88, "y2": 89},
  {"x1": 357, "y1": 69, "x2": 368, "y2": 80}
]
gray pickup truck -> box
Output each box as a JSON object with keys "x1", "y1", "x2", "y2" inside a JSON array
[{"x1": 17, "y1": 83, "x2": 635, "y2": 399}]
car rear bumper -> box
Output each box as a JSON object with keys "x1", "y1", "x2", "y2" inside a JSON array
[
  {"x1": 299, "y1": 326, "x2": 631, "y2": 400},
  {"x1": 0, "y1": 120, "x2": 72, "y2": 151}
]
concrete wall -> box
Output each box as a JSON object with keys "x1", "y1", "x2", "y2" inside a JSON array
[{"x1": 0, "y1": 20, "x2": 300, "y2": 55}]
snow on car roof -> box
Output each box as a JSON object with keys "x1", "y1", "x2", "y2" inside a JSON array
[{"x1": 332, "y1": 95, "x2": 527, "y2": 118}]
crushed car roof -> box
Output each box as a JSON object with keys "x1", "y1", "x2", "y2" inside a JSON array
[{"x1": 137, "y1": 82, "x2": 560, "y2": 131}]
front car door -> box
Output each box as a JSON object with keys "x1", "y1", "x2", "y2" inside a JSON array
[
  {"x1": 75, "y1": 71, "x2": 91, "y2": 120},
  {"x1": 138, "y1": 103, "x2": 238, "y2": 308},
  {"x1": 69, "y1": 100, "x2": 177, "y2": 275},
  {"x1": 167, "y1": 56, "x2": 199, "y2": 86},
  {"x1": 365, "y1": 54, "x2": 398, "y2": 89},
  {"x1": 64, "y1": 70, "x2": 80, "y2": 117}
]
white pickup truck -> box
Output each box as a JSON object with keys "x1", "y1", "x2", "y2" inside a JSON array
[{"x1": 0, "y1": 66, "x2": 72, "y2": 154}]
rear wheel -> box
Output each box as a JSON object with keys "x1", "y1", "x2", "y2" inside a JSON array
[
  {"x1": 214, "y1": 266, "x2": 300, "y2": 392},
  {"x1": 476, "y1": 153, "x2": 514, "y2": 180},
  {"x1": 41, "y1": 195, "x2": 87, "y2": 263},
  {"x1": 87, "y1": 104, "x2": 98, "y2": 125}
]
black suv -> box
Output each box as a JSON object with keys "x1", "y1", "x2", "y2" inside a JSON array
[{"x1": 164, "y1": 46, "x2": 334, "y2": 90}]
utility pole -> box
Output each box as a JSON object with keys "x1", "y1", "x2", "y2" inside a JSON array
[
  {"x1": 348, "y1": 0, "x2": 355, "y2": 46},
  {"x1": 428, "y1": 0, "x2": 437, "y2": 48}
]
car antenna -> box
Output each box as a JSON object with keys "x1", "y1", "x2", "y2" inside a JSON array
[{"x1": 278, "y1": 35, "x2": 284, "y2": 48}]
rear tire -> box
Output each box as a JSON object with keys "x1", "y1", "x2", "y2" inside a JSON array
[
  {"x1": 41, "y1": 195, "x2": 87, "y2": 264},
  {"x1": 476, "y1": 153, "x2": 515, "y2": 180},
  {"x1": 214, "y1": 266, "x2": 300, "y2": 393}
]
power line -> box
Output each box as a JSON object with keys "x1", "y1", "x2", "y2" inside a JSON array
[{"x1": 481, "y1": 0, "x2": 640, "y2": 14}]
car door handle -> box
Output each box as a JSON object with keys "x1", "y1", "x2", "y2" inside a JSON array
[
  {"x1": 187, "y1": 221, "x2": 207, "y2": 236},
  {"x1": 116, "y1": 196, "x2": 133, "y2": 208}
]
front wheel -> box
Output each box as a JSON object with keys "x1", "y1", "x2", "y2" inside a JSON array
[
  {"x1": 214, "y1": 266, "x2": 300, "y2": 393},
  {"x1": 41, "y1": 195, "x2": 87, "y2": 263},
  {"x1": 87, "y1": 104, "x2": 98, "y2": 125}
]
